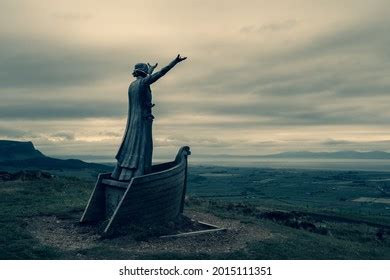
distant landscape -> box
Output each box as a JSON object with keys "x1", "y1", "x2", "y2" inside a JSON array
[
  {"x1": 52, "y1": 149, "x2": 390, "y2": 172},
  {"x1": 0, "y1": 140, "x2": 111, "y2": 179},
  {"x1": 1, "y1": 140, "x2": 390, "y2": 259}
]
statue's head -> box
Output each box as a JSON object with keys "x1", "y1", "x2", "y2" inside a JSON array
[{"x1": 132, "y1": 63, "x2": 148, "y2": 77}]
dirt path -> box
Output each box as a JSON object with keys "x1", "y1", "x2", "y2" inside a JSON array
[{"x1": 27, "y1": 210, "x2": 273, "y2": 258}]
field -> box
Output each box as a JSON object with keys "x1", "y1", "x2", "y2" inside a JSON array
[{"x1": 1, "y1": 165, "x2": 390, "y2": 259}]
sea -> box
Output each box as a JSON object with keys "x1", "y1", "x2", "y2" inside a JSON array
[
  {"x1": 186, "y1": 158, "x2": 390, "y2": 172},
  {"x1": 74, "y1": 155, "x2": 390, "y2": 172}
]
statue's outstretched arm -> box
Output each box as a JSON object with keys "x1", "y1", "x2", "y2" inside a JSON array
[{"x1": 143, "y1": 54, "x2": 187, "y2": 85}]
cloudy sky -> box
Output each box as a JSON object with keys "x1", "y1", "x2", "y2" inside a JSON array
[{"x1": 1, "y1": 0, "x2": 390, "y2": 159}]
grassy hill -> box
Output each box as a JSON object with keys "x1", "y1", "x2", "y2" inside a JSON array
[
  {"x1": 1, "y1": 165, "x2": 389, "y2": 259},
  {"x1": 0, "y1": 157, "x2": 110, "y2": 171},
  {"x1": 0, "y1": 140, "x2": 44, "y2": 160},
  {"x1": 0, "y1": 140, "x2": 111, "y2": 174}
]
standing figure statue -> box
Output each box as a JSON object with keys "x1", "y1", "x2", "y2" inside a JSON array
[{"x1": 111, "y1": 54, "x2": 187, "y2": 181}]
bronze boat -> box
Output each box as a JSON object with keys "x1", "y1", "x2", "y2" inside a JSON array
[{"x1": 80, "y1": 146, "x2": 191, "y2": 234}]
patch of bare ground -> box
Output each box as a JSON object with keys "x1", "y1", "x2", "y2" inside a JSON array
[
  {"x1": 26, "y1": 210, "x2": 273, "y2": 257},
  {"x1": 108, "y1": 210, "x2": 273, "y2": 256},
  {"x1": 27, "y1": 216, "x2": 100, "y2": 251}
]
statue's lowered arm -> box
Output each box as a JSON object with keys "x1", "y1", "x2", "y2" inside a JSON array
[{"x1": 144, "y1": 54, "x2": 187, "y2": 85}]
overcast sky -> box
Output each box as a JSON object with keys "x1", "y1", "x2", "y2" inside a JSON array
[{"x1": 1, "y1": 0, "x2": 390, "y2": 159}]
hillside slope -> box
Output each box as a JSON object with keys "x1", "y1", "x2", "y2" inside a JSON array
[
  {"x1": 0, "y1": 140, "x2": 110, "y2": 171},
  {"x1": 0, "y1": 140, "x2": 44, "y2": 160}
]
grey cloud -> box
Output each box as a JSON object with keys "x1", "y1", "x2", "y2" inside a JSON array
[
  {"x1": 292, "y1": 21, "x2": 390, "y2": 60},
  {"x1": 0, "y1": 126, "x2": 43, "y2": 140},
  {"x1": 0, "y1": 35, "x2": 147, "y2": 89},
  {"x1": 52, "y1": 12, "x2": 93, "y2": 21},
  {"x1": 0, "y1": 127, "x2": 29, "y2": 138},
  {"x1": 154, "y1": 135, "x2": 234, "y2": 148},
  {"x1": 183, "y1": 18, "x2": 390, "y2": 99},
  {"x1": 154, "y1": 18, "x2": 390, "y2": 129},
  {"x1": 240, "y1": 20, "x2": 298, "y2": 33},
  {"x1": 99, "y1": 131, "x2": 122, "y2": 137},
  {"x1": 0, "y1": 98, "x2": 125, "y2": 120},
  {"x1": 50, "y1": 131, "x2": 75, "y2": 141},
  {"x1": 156, "y1": 95, "x2": 390, "y2": 127},
  {"x1": 321, "y1": 139, "x2": 355, "y2": 145}
]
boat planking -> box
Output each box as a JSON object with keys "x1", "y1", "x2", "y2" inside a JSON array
[{"x1": 80, "y1": 146, "x2": 191, "y2": 234}]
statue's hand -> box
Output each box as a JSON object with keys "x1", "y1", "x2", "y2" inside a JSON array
[
  {"x1": 147, "y1": 63, "x2": 158, "y2": 74},
  {"x1": 174, "y1": 54, "x2": 187, "y2": 64}
]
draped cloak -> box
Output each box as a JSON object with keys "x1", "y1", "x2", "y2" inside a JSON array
[
  {"x1": 115, "y1": 78, "x2": 153, "y2": 173},
  {"x1": 113, "y1": 61, "x2": 176, "y2": 179}
]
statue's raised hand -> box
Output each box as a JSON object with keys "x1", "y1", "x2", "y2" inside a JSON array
[
  {"x1": 174, "y1": 54, "x2": 187, "y2": 64},
  {"x1": 147, "y1": 63, "x2": 158, "y2": 74}
]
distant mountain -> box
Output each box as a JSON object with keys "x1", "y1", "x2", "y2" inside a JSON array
[
  {"x1": 261, "y1": 151, "x2": 390, "y2": 159},
  {"x1": 195, "y1": 150, "x2": 390, "y2": 160},
  {"x1": 0, "y1": 157, "x2": 111, "y2": 170},
  {"x1": 0, "y1": 140, "x2": 44, "y2": 160},
  {"x1": 0, "y1": 140, "x2": 111, "y2": 171}
]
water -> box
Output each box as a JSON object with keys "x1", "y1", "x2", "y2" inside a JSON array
[
  {"x1": 66, "y1": 154, "x2": 390, "y2": 172},
  {"x1": 188, "y1": 157, "x2": 390, "y2": 172}
]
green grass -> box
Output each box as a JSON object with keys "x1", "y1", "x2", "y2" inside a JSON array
[
  {"x1": 1, "y1": 165, "x2": 390, "y2": 259},
  {"x1": 186, "y1": 200, "x2": 390, "y2": 260},
  {"x1": 0, "y1": 177, "x2": 93, "y2": 259}
]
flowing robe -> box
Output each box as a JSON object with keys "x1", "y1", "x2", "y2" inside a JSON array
[{"x1": 112, "y1": 61, "x2": 176, "y2": 181}]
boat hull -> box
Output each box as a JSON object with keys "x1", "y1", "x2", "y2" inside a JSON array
[{"x1": 80, "y1": 146, "x2": 191, "y2": 234}]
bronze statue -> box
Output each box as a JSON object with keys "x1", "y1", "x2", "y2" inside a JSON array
[
  {"x1": 81, "y1": 55, "x2": 191, "y2": 231},
  {"x1": 111, "y1": 54, "x2": 187, "y2": 181}
]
